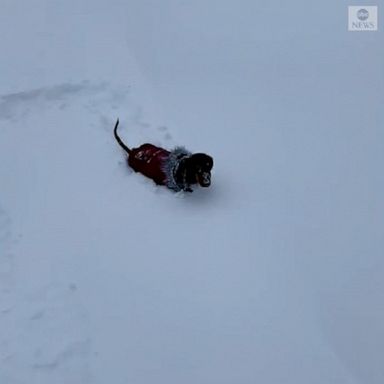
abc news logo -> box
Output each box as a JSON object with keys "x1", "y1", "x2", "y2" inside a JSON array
[{"x1": 348, "y1": 6, "x2": 378, "y2": 31}]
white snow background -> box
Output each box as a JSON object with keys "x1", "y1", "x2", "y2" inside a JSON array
[{"x1": 0, "y1": 1, "x2": 383, "y2": 383}]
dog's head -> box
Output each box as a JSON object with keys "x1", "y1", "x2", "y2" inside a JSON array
[{"x1": 185, "y1": 153, "x2": 214, "y2": 188}]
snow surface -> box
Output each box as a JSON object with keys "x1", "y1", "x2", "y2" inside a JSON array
[{"x1": 1, "y1": 1, "x2": 383, "y2": 383}]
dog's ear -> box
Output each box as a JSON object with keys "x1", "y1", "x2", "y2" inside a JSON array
[{"x1": 205, "y1": 155, "x2": 214, "y2": 171}]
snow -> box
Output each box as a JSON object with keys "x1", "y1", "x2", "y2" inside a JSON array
[{"x1": 1, "y1": 1, "x2": 383, "y2": 383}]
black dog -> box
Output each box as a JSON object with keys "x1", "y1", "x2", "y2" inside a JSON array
[{"x1": 114, "y1": 119, "x2": 213, "y2": 192}]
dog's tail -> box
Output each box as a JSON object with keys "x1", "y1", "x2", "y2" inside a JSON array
[{"x1": 113, "y1": 119, "x2": 131, "y2": 155}]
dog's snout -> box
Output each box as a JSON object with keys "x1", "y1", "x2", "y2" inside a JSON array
[{"x1": 201, "y1": 172, "x2": 211, "y2": 187}]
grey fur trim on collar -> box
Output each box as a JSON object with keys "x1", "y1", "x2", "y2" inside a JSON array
[{"x1": 162, "y1": 146, "x2": 192, "y2": 191}]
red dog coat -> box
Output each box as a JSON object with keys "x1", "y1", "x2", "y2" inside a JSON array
[
  {"x1": 128, "y1": 144, "x2": 191, "y2": 190},
  {"x1": 128, "y1": 144, "x2": 170, "y2": 186}
]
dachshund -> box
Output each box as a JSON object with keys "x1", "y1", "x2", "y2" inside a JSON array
[{"x1": 114, "y1": 119, "x2": 213, "y2": 192}]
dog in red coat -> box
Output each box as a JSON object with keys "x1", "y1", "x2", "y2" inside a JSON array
[{"x1": 113, "y1": 119, "x2": 213, "y2": 192}]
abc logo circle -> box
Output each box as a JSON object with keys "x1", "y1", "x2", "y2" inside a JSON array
[{"x1": 357, "y1": 8, "x2": 369, "y2": 21}]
